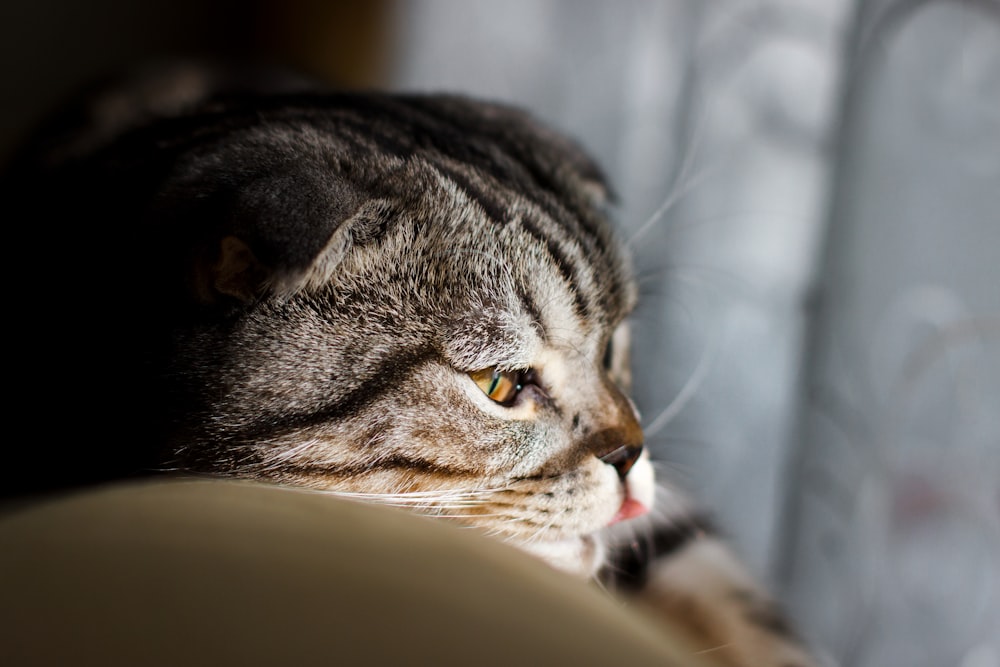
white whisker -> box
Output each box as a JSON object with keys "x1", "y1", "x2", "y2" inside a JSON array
[
  {"x1": 307, "y1": 483, "x2": 525, "y2": 519},
  {"x1": 642, "y1": 318, "x2": 721, "y2": 437},
  {"x1": 627, "y1": 163, "x2": 717, "y2": 248},
  {"x1": 626, "y1": 103, "x2": 715, "y2": 250}
]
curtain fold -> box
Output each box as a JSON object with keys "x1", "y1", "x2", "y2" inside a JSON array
[{"x1": 390, "y1": 2, "x2": 1000, "y2": 664}]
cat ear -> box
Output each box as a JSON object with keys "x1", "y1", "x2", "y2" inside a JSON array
[
  {"x1": 171, "y1": 158, "x2": 359, "y2": 307},
  {"x1": 192, "y1": 235, "x2": 268, "y2": 305},
  {"x1": 190, "y1": 227, "x2": 351, "y2": 306}
]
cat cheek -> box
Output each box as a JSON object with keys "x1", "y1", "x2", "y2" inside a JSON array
[{"x1": 575, "y1": 457, "x2": 635, "y2": 529}]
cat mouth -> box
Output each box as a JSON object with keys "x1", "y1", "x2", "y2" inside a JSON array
[
  {"x1": 608, "y1": 472, "x2": 654, "y2": 526},
  {"x1": 609, "y1": 492, "x2": 649, "y2": 525},
  {"x1": 522, "y1": 484, "x2": 651, "y2": 576}
]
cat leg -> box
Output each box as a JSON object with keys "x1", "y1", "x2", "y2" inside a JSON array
[{"x1": 604, "y1": 521, "x2": 819, "y2": 667}]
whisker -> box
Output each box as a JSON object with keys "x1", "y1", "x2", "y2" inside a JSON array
[
  {"x1": 627, "y1": 161, "x2": 718, "y2": 248},
  {"x1": 642, "y1": 319, "x2": 722, "y2": 437},
  {"x1": 324, "y1": 485, "x2": 507, "y2": 499},
  {"x1": 694, "y1": 643, "x2": 732, "y2": 655},
  {"x1": 624, "y1": 89, "x2": 726, "y2": 247},
  {"x1": 522, "y1": 509, "x2": 567, "y2": 545},
  {"x1": 309, "y1": 485, "x2": 517, "y2": 514},
  {"x1": 421, "y1": 512, "x2": 508, "y2": 520}
]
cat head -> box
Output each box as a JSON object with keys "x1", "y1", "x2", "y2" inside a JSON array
[{"x1": 15, "y1": 81, "x2": 655, "y2": 576}]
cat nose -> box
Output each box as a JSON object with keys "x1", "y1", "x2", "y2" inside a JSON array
[{"x1": 599, "y1": 444, "x2": 643, "y2": 481}]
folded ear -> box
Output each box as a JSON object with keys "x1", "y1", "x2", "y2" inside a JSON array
[
  {"x1": 192, "y1": 235, "x2": 267, "y2": 304},
  {"x1": 191, "y1": 226, "x2": 352, "y2": 306},
  {"x1": 160, "y1": 155, "x2": 361, "y2": 307}
]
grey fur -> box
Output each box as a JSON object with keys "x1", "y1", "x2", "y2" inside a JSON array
[{"x1": 5, "y1": 63, "x2": 818, "y2": 665}]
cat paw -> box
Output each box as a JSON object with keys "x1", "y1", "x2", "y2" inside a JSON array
[{"x1": 617, "y1": 535, "x2": 821, "y2": 667}]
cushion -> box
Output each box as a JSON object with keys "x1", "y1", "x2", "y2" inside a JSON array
[{"x1": 0, "y1": 479, "x2": 702, "y2": 666}]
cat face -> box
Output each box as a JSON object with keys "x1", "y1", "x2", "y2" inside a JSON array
[
  {"x1": 171, "y1": 149, "x2": 653, "y2": 575},
  {"x1": 31, "y1": 85, "x2": 654, "y2": 576},
  {"x1": 9, "y1": 69, "x2": 823, "y2": 664}
]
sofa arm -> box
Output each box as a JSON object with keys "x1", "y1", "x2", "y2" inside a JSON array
[{"x1": 1, "y1": 479, "x2": 703, "y2": 666}]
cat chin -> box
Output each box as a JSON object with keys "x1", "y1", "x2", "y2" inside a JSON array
[
  {"x1": 511, "y1": 453, "x2": 658, "y2": 578},
  {"x1": 513, "y1": 534, "x2": 607, "y2": 579}
]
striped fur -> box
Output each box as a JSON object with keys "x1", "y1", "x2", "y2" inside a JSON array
[{"x1": 5, "y1": 63, "x2": 818, "y2": 666}]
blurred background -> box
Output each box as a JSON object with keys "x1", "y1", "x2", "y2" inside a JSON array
[{"x1": 2, "y1": 1, "x2": 997, "y2": 664}]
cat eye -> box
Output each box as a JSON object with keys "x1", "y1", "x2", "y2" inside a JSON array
[{"x1": 469, "y1": 368, "x2": 523, "y2": 405}]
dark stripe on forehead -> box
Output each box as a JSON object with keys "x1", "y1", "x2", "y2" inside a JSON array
[
  {"x1": 433, "y1": 162, "x2": 513, "y2": 226},
  {"x1": 516, "y1": 290, "x2": 545, "y2": 338},
  {"x1": 330, "y1": 96, "x2": 608, "y2": 244},
  {"x1": 220, "y1": 346, "x2": 436, "y2": 446},
  {"x1": 518, "y1": 214, "x2": 592, "y2": 322}
]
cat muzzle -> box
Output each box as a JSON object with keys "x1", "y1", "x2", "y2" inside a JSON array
[
  {"x1": 600, "y1": 444, "x2": 650, "y2": 525},
  {"x1": 598, "y1": 444, "x2": 643, "y2": 481}
]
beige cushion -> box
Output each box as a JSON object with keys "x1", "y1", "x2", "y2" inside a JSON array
[{"x1": 1, "y1": 479, "x2": 703, "y2": 666}]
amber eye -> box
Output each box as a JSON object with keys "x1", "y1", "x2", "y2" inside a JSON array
[{"x1": 469, "y1": 368, "x2": 523, "y2": 405}]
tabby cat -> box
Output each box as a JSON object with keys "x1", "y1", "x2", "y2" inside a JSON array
[{"x1": 4, "y1": 63, "x2": 817, "y2": 667}]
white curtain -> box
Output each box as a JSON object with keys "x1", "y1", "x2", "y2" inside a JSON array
[{"x1": 389, "y1": 1, "x2": 1000, "y2": 665}]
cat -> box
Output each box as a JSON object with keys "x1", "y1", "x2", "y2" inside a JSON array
[{"x1": 3, "y1": 62, "x2": 818, "y2": 667}]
